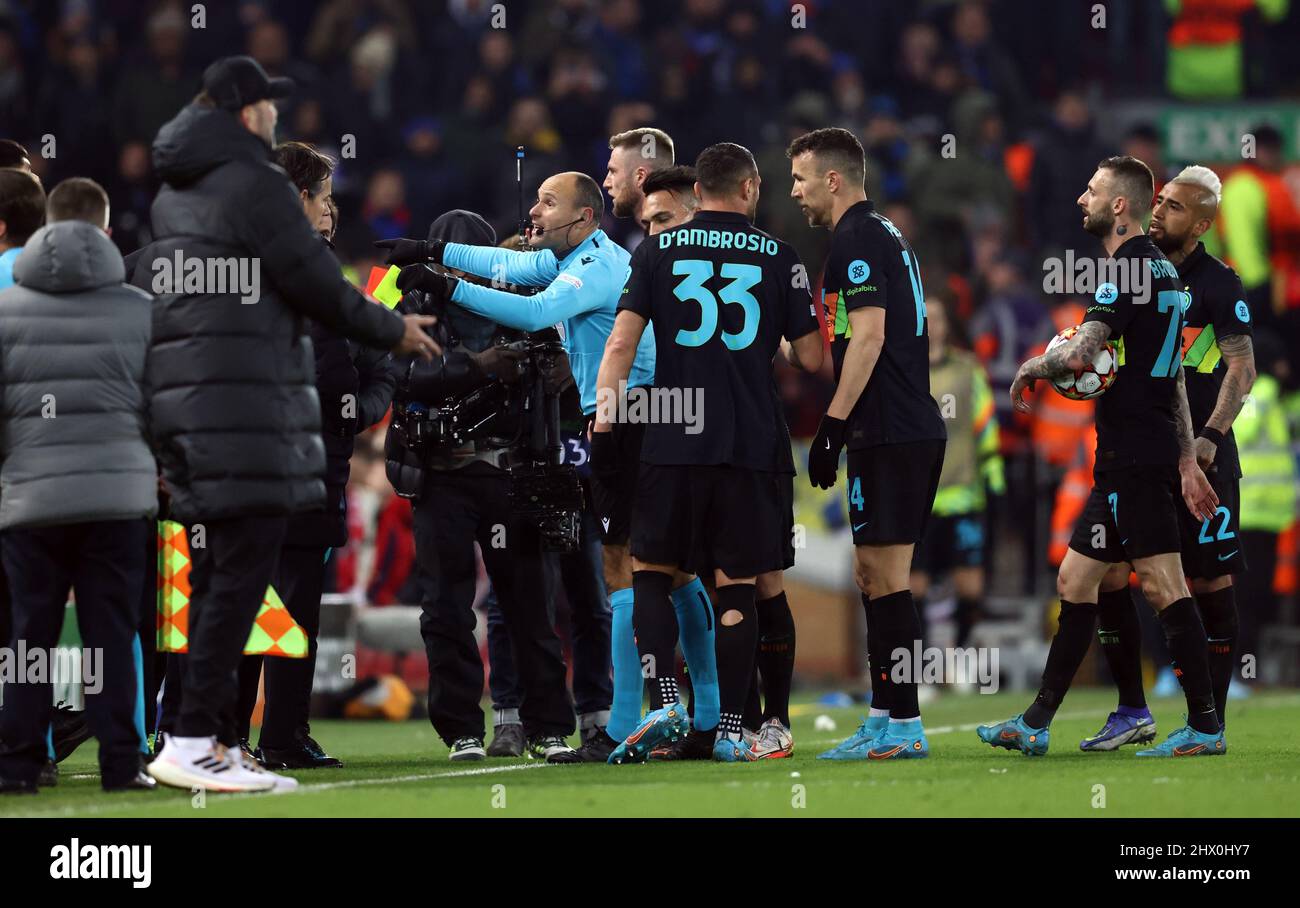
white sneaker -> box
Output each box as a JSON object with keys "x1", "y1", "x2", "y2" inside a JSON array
[
  {"x1": 742, "y1": 727, "x2": 758, "y2": 750},
  {"x1": 227, "y1": 742, "x2": 299, "y2": 792},
  {"x1": 751, "y1": 717, "x2": 794, "y2": 759},
  {"x1": 148, "y1": 735, "x2": 276, "y2": 793}
]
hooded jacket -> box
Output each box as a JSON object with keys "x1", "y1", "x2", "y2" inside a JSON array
[
  {"x1": 134, "y1": 102, "x2": 403, "y2": 522},
  {"x1": 0, "y1": 221, "x2": 157, "y2": 529}
]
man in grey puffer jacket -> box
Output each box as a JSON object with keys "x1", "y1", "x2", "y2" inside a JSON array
[{"x1": 0, "y1": 184, "x2": 157, "y2": 794}]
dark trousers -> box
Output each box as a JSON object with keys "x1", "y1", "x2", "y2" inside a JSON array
[
  {"x1": 488, "y1": 505, "x2": 611, "y2": 718},
  {"x1": 138, "y1": 524, "x2": 160, "y2": 738},
  {"x1": 0, "y1": 519, "x2": 147, "y2": 787},
  {"x1": 235, "y1": 544, "x2": 329, "y2": 748},
  {"x1": 176, "y1": 515, "x2": 288, "y2": 741},
  {"x1": 413, "y1": 466, "x2": 574, "y2": 744}
]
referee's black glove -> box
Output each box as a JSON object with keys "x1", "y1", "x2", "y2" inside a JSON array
[
  {"x1": 807, "y1": 414, "x2": 846, "y2": 490},
  {"x1": 397, "y1": 264, "x2": 457, "y2": 307},
  {"x1": 374, "y1": 237, "x2": 446, "y2": 267}
]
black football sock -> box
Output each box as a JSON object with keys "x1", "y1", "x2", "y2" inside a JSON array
[
  {"x1": 632, "y1": 570, "x2": 679, "y2": 711},
  {"x1": 1158, "y1": 597, "x2": 1220, "y2": 735},
  {"x1": 1196, "y1": 586, "x2": 1238, "y2": 727},
  {"x1": 1024, "y1": 600, "x2": 1097, "y2": 728},
  {"x1": 743, "y1": 664, "x2": 762, "y2": 731},
  {"x1": 872, "y1": 590, "x2": 922, "y2": 720},
  {"x1": 955, "y1": 595, "x2": 979, "y2": 649},
  {"x1": 756, "y1": 592, "x2": 795, "y2": 728},
  {"x1": 1097, "y1": 586, "x2": 1146, "y2": 710},
  {"x1": 713, "y1": 584, "x2": 758, "y2": 741},
  {"x1": 862, "y1": 593, "x2": 891, "y2": 714},
  {"x1": 914, "y1": 592, "x2": 929, "y2": 646}
]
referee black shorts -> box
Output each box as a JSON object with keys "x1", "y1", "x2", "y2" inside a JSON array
[
  {"x1": 588, "y1": 419, "x2": 645, "y2": 547},
  {"x1": 631, "y1": 463, "x2": 789, "y2": 579}
]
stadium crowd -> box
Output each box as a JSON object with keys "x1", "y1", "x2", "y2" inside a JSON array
[{"x1": 0, "y1": 0, "x2": 1298, "y2": 791}]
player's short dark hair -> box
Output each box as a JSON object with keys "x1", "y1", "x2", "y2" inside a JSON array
[
  {"x1": 641, "y1": 165, "x2": 698, "y2": 201},
  {"x1": 1097, "y1": 155, "x2": 1154, "y2": 212},
  {"x1": 0, "y1": 139, "x2": 31, "y2": 170},
  {"x1": 608, "y1": 127, "x2": 675, "y2": 168},
  {"x1": 785, "y1": 127, "x2": 866, "y2": 185},
  {"x1": 0, "y1": 168, "x2": 46, "y2": 245},
  {"x1": 570, "y1": 171, "x2": 605, "y2": 220},
  {"x1": 47, "y1": 177, "x2": 110, "y2": 226},
  {"x1": 273, "y1": 140, "x2": 335, "y2": 197},
  {"x1": 694, "y1": 142, "x2": 758, "y2": 197}
]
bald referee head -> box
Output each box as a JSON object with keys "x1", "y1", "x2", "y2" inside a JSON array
[{"x1": 527, "y1": 170, "x2": 604, "y2": 253}]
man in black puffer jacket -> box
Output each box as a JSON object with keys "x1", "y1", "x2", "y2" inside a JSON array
[
  {"x1": 131, "y1": 56, "x2": 435, "y2": 794},
  {"x1": 234, "y1": 143, "x2": 395, "y2": 769}
]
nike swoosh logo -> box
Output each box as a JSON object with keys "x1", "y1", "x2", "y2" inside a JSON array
[
  {"x1": 868, "y1": 745, "x2": 905, "y2": 759},
  {"x1": 852, "y1": 522, "x2": 868, "y2": 532},
  {"x1": 824, "y1": 439, "x2": 831, "y2": 449},
  {"x1": 999, "y1": 730, "x2": 1021, "y2": 740},
  {"x1": 1173, "y1": 743, "x2": 1206, "y2": 756},
  {"x1": 1218, "y1": 550, "x2": 1238, "y2": 561}
]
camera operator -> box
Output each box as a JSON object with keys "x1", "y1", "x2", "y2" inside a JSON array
[
  {"x1": 377, "y1": 172, "x2": 656, "y2": 760},
  {"x1": 386, "y1": 210, "x2": 580, "y2": 763}
]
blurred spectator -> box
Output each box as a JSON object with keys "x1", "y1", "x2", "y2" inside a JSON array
[
  {"x1": 911, "y1": 91, "x2": 1016, "y2": 251},
  {"x1": 1234, "y1": 330, "x2": 1298, "y2": 678},
  {"x1": 396, "y1": 116, "x2": 462, "y2": 230},
  {"x1": 247, "y1": 18, "x2": 321, "y2": 122},
  {"x1": 0, "y1": 19, "x2": 30, "y2": 135},
  {"x1": 112, "y1": 4, "x2": 197, "y2": 146},
  {"x1": 106, "y1": 140, "x2": 155, "y2": 256},
  {"x1": 949, "y1": 0, "x2": 1029, "y2": 131},
  {"x1": 305, "y1": 0, "x2": 416, "y2": 68},
  {"x1": 1215, "y1": 124, "x2": 1300, "y2": 332},
  {"x1": 1165, "y1": 0, "x2": 1290, "y2": 100},
  {"x1": 1025, "y1": 89, "x2": 1109, "y2": 257},
  {"x1": 969, "y1": 252, "x2": 1053, "y2": 434},
  {"x1": 35, "y1": 38, "x2": 112, "y2": 185},
  {"x1": 1122, "y1": 122, "x2": 1171, "y2": 191}
]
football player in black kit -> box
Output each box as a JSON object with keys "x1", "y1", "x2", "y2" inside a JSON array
[
  {"x1": 1079, "y1": 164, "x2": 1256, "y2": 752},
  {"x1": 979, "y1": 156, "x2": 1225, "y2": 758},
  {"x1": 594, "y1": 143, "x2": 824, "y2": 762},
  {"x1": 788, "y1": 127, "x2": 947, "y2": 761}
]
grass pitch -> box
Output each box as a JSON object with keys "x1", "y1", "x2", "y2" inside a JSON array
[{"x1": 5, "y1": 689, "x2": 1298, "y2": 818}]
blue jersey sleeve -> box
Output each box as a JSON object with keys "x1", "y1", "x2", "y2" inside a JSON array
[
  {"x1": 450, "y1": 254, "x2": 607, "y2": 332},
  {"x1": 441, "y1": 243, "x2": 560, "y2": 288}
]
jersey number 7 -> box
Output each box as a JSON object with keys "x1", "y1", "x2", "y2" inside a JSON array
[
  {"x1": 1151, "y1": 289, "x2": 1190, "y2": 378},
  {"x1": 672, "y1": 259, "x2": 762, "y2": 350}
]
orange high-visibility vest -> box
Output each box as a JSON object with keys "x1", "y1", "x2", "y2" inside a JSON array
[{"x1": 1049, "y1": 427, "x2": 1097, "y2": 567}]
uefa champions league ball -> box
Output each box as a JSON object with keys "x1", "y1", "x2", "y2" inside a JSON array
[{"x1": 1047, "y1": 325, "x2": 1118, "y2": 401}]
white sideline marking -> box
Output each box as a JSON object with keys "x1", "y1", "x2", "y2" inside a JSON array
[{"x1": 9, "y1": 761, "x2": 550, "y2": 818}]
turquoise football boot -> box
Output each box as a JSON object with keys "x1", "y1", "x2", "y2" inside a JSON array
[
  {"x1": 1135, "y1": 722, "x2": 1226, "y2": 757},
  {"x1": 976, "y1": 714, "x2": 1050, "y2": 756},
  {"x1": 817, "y1": 714, "x2": 889, "y2": 761},
  {"x1": 866, "y1": 718, "x2": 929, "y2": 759},
  {"x1": 712, "y1": 736, "x2": 759, "y2": 762},
  {"x1": 607, "y1": 702, "x2": 688, "y2": 765}
]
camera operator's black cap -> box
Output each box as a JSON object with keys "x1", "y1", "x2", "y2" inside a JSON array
[
  {"x1": 428, "y1": 209, "x2": 497, "y2": 246},
  {"x1": 203, "y1": 55, "x2": 294, "y2": 111}
]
